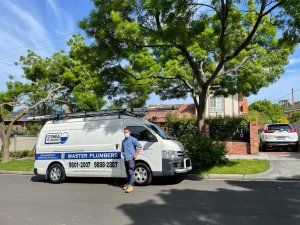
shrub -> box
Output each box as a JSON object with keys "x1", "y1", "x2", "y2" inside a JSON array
[
  {"x1": 289, "y1": 112, "x2": 300, "y2": 123},
  {"x1": 245, "y1": 110, "x2": 272, "y2": 125},
  {"x1": 26, "y1": 123, "x2": 42, "y2": 135},
  {"x1": 206, "y1": 116, "x2": 249, "y2": 141},
  {"x1": 9, "y1": 150, "x2": 34, "y2": 158},
  {"x1": 166, "y1": 114, "x2": 198, "y2": 142},
  {"x1": 184, "y1": 135, "x2": 228, "y2": 169}
]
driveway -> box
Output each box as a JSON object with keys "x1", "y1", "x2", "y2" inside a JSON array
[{"x1": 245, "y1": 151, "x2": 300, "y2": 180}]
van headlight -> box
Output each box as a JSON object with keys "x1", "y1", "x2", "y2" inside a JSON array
[{"x1": 162, "y1": 150, "x2": 177, "y2": 160}]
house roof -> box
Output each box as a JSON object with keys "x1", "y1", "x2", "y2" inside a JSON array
[
  {"x1": 4, "y1": 111, "x2": 34, "y2": 122},
  {"x1": 143, "y1": 104, "x2": 196, "y2": 123}
]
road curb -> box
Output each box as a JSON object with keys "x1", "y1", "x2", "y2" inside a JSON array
[
  {"x1": 0, "y1": 170, "x2": 34, "y2": 175},
  {"x1": 185, "y1": 174, "x2": 245, "y2": 180}
]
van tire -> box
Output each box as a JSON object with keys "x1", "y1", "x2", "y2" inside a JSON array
[
  {"x1": 48, "y1": 163, "x2": 65, "y2": 184},
  {"x1": 134, "y1": 162, "x2": 152, "y2": 186}
]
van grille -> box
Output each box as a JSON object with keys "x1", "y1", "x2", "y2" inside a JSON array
[{"x1": 177, "y1": 151, "x2": 185, "y2": 158}]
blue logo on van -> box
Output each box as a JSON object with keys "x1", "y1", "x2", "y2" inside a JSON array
[
  {"x1": 45, "y1": 133, "x2": 69, "y2": 144},
  {"x1": 60, "y1": 133, "x2": 69, "y2": 144}
]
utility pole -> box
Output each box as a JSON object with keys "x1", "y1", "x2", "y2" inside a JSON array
[{"x1": 292, "y1": 88, "x2": 295, "y2": 111}]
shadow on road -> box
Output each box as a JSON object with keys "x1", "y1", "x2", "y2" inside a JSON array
[
  {"x1": 30, "y1": 175, "x2": 184, "y2": 186},
  {"x1": 117, "y1": 180, "x2": 300, "y2": 225}
]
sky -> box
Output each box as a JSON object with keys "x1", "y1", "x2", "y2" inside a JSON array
[{"x1": 0, "y1": 0, "x2": 299, "y2": 106}]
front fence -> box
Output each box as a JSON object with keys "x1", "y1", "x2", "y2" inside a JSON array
[{"x1": 208, "y1": 124, "x2": 250, "y2": 142}]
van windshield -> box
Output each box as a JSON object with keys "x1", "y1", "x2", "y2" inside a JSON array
[{"x1": 146, "y1": 122, "x2": 173, "y2": 140}]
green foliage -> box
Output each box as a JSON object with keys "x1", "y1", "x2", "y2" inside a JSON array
[
  {"x1": 245, "y1": 110, "x2": 272, "y2": 125},
  {"x1": 206, "y1": 116, "x2": 248, "y2": 127},
  {"x1": 165, "y1": 115, "x2": 198, "y2": 141},
  {"x1": 206, "y1": 116, "x2": 249, "y2": 141},
  {"x1": 249, "y1": 100, "x2": 284, "y2": 123},
  {"x1": 165, "y1": 115, "x2": 227, "y2": 169},
  {"x1": 25, "y1": 123, "x2": 42, "y2": 135},
  {"x1": 289, "y1": 111, "x2": 300, "y2": 123},
  {"x1": 79, "y1": 0, "x2": 300, "y2": 123},
  {"x1": 0, "y1": 150, "x2": 34, "y2": 159},
  {"x1": 185, "y1": 135, "x2": 228, "y2": 169},
  {"x1": 19, "y1": 38, "x2": 107, "y2": 112}
]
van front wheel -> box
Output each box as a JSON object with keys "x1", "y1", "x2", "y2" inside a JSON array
[
  {"x1": 48, "y1": 163, "x2": 65, "y2": 184},
  {"x1": 134, "y1": 162, "x2": 152, "y2": 186}
]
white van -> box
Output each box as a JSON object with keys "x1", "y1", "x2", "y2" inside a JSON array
[{"x1": 33, "y1": 111, "x2": 192, "y2": 185}]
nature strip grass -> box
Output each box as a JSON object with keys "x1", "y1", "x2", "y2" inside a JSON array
[
  {"x1": 192, "y1": 159, "x2": 270, "y2": 175},
  {"x1": 0, "y1": 159, "x2": 34, "y2": 172},
  {"x1": 0, "y1": 159, "x2": 270, "y2": 175}
]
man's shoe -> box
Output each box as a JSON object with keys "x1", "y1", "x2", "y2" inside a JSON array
[
  {"x1": 125, "y1": 185, "x2": 133, "y2": 193},
  {"x1": 123, "y1": 184, "x2": 129, "y2": 190}
]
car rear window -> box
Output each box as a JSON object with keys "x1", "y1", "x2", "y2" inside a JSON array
[{"x1": 267, "y1": 124, "x2": 292, "y2": 131}]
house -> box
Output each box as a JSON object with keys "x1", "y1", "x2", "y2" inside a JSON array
[
  {"x1": 143, "y1": 104, "x2": 196, "y2": 131},
  {"x1": 144, "y1": 94, "x2": 248, "y2": 130},
  {"x1": 205, "y1": 93, "x2": 248, "y2": 117},
  {"x1": 3, "y1": 112, "x2": 36, "y2": 134}
]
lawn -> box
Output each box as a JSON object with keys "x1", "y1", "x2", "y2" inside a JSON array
[
  {"x1": 192, "y1": 159, "x2": 270, "y2": 174},
  {"x1": 0, "y1": 159, "x2": 270, "y2": 175},
  {"x1": 0, "y1": 159, "x2": 34, "y2": 172}
]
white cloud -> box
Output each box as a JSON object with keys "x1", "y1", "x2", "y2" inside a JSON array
[
  {"x1": 46, "y1": 0, "x2": 75, "y2": 35},
  {"x1": 288, "y1": 57, "x2": 300, "y2": 66}
]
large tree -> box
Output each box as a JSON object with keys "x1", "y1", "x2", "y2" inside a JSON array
[
  {"x1": 79, "y1": 0, "x2": 300, "y2": 133},
  {"x1": 0, "y1": 36, "x2": 107, "y2": 162},
  {"x1": 0, "y1": 78, "x2": 63, "y2": 162}
]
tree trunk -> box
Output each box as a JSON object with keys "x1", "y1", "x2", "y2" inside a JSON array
[
  {"x1": 1, "y1": 135, "x2": 10, "y2": 162},
  {"x1": 194, "y1": 88, "x2": 209, "y2": 135}
]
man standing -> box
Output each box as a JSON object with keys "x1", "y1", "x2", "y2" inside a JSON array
[{"x1": 121, "y1": 128, "x2": 142, "y2": 193}]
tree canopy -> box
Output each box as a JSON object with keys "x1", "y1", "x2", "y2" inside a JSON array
[
  {"x1": 19, "y1": 35, "x2": 107, "y2": 112},
  {"x1": 248, "y1": 100, "x2": 284, "y2": 123},
  {"x1": 79, "y1": 0, "x2": 300, "y2": 131}
]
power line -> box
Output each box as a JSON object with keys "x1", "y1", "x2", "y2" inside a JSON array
[
  {"x1": 0, "y1": 33, "x2": 73, "y2": 56},
  {"x1": 273, "y1": 87, "x2": 300, "y2": 102},
  {"x1": 0, "y1": 40, "x2": 67, "y2": 66}
]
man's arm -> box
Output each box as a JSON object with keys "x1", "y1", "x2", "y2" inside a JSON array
[
  {"x1": 132, "y1": 139, "x2": 142, "y2": 159},
  {"x1": 134, "y1": 147, "x2": 141, "y2": 159}
]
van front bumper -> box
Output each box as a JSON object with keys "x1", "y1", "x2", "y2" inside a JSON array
[{"x1": 162, "y1": 157, "x2": 192, "y2": 176}]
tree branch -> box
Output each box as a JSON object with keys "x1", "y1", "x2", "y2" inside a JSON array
[
  {"x1": 118, "y1": 66, "x2": 176, "y2": 80},
  {"x1": 188, "y1": 3, "x2": 222, "y2": 20},
  {"x1": 221, "y1": 56, "x2": 251, "y2": 76},
  {"x1": 9, "y1": 84, "x2": 65, "y2": 126},
  {"x1": 226, "y1": 1, "x2": 282, "y2": 61},
  {"x1": 176, "y1": 45, "x2": 205, "y2": 87},
  {"x1": 0, "y1": 101, "x2": 21, "y2": 108}
]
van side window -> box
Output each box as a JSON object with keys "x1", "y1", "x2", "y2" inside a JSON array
[{"x1": 128, "y1": 126, "x2": 156, "y2": 142}]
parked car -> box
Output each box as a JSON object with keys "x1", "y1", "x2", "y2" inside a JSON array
[{"x1": 260, "y1": 123, "x2": 299, "y2": 151}]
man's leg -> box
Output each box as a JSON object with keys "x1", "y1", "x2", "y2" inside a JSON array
[
  {"x1": 123, "y1": 160, "x2": 130, "y2": 190},
  {"x1": 128, "y1": 159, "x2": 135, "y2": 186},
  {"x1": 125, "y1": 159, "x2": 135, "y2": 193}
]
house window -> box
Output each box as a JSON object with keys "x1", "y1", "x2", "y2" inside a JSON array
[{"x1": 210, "y1": 96, "x2": 224, "y2": 113}]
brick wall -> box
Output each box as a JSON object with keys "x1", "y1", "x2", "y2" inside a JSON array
[
  {"x1": 222, "y1": 141, "x2": 250, "y2": 155},
  {"x1": 222, "y1": 121, "x2": 259, "y2": 155}
]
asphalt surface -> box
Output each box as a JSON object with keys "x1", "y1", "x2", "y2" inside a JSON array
[{"x1": 0, "y1": 175, "x2": 300, "y2": 225}]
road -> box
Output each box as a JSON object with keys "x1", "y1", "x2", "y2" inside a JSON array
[{"x1": 0, "y1": 175, "x2": 299, "y2": 225}]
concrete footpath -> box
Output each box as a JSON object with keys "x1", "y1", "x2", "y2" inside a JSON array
[{"x1": 1, "y1": 152, "x2": 300, "y2": 181}]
